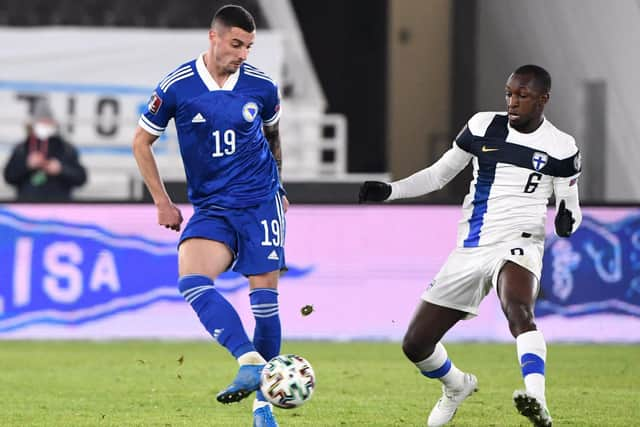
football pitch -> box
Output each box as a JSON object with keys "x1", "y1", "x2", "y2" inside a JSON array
[{"x1": 1, "y1": 341, "x2": 638, "y2": 426}]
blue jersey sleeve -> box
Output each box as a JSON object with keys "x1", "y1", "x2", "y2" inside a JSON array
[
  {"x1": 138, "y1": 81, "x2": 177, "y2": 136},
  {"x1": 454, "y1": 124, "x2": 474, "y2": 153},
  {"x1": 261, "y1": 82, "x2": 281, "y2": 126}
]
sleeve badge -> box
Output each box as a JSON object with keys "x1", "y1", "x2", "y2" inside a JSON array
[{"x1": 147, "y1": 92, "x2": 163, "y2": 115}]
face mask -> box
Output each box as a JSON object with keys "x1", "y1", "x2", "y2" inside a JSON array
[{"x1": 33, "y1": 122, "x2": 57, "y2": 140}]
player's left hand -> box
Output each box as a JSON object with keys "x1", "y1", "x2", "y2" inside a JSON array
[
  {"x1": 282, "y1": 195, "x2": 289, "y2": 213},
  {"x1": 359, "y1": 181, "x2": 391, "y2": 203},
  {"x1": 554, "y1": 199, "x2": 574, "y2": 237}
]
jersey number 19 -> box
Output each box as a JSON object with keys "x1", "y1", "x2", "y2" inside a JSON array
[{"x1": 211, "y1": 129, "x2": 236, "y2": 157}]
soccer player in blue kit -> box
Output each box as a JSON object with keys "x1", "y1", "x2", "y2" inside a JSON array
[
  {"x1": 360, "y1": 65, "x2": 582, "y2": 427},
  {"x1": 132, "y1": 5, "x2": 286, "y2": 427}
]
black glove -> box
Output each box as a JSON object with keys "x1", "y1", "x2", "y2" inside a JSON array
[
  {"x1": 359, "y1": 181, "x2": 391, "y2": 203},
  {"x1": 555, "y1": 200, "x2": 575, "y2": 238}
]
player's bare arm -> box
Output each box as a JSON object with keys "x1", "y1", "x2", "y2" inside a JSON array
[
  {"x1": 264, "y1": 122, "x2": 289, "y2": 212},
  {"x1": 132, "y1": 126, "x2": 183, "y2": 231},
  {"x1": 264, "y1": 122, "x2": 282, "y2": 175}
]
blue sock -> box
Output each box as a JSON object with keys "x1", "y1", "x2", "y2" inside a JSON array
[
  {"x1": 178, "y1": 275, "x2": 254, "y2": 359},
  {"x1": 250, "y1": 288, "x2": 281, "y2": 402}
]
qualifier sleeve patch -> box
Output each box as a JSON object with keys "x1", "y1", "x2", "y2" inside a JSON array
[{"x1": 147, "y1": 92, "x2": 163, "y2": 115}]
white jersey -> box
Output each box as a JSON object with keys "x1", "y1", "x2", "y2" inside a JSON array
[
  {"x1": 389, "y1": 112, "x2": 582, "y2": 247},
  {"x1": 455, "y1": 112, "x2": 580, "y2": 247}
]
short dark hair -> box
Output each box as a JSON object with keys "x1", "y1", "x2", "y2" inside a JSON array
[
  {"x1": 212, "y1": 5, "x2": 255, "y2": 33},
  {"x1": 513, "y1": 64, "x2": 551, "y2": 94}
]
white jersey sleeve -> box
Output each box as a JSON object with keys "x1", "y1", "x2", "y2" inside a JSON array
[
  {"x1": 553, "y1": 145, "x2": 582, "y2": 234},
  {"x1": 388, "y1": 142, "x2": 471, "y2": 200}
]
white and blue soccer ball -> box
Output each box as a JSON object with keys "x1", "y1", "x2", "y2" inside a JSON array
[{"x1": 260, "y1": 354, "x2": 316, "y2": 409}]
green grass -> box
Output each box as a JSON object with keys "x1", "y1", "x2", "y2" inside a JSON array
[{"x1": 0, "y1": 341, "x2": 638, "y2": 426}]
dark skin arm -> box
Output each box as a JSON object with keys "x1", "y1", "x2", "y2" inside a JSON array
[{"x1": 264, "y1": 122, "x2": 289, "y2": 212}]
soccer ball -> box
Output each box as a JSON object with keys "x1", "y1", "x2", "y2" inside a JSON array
[{"x1": 260, "y1": 354, "x2": 316, "y2": 409}]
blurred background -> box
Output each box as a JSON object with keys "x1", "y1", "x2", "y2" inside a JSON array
[
  {"x1": 2, "y1": 0, "x2": 638, "y2": 204},
  {"x1": 0, "y1": 0, "x2": 639, "y2": 342},
  {"x1": 1, "y1": 3, "x2": 639, "y2": 425}
]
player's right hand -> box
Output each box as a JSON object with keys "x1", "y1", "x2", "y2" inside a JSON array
[
  {"x1": 157, "y1": 201, "x2": 183, "y2": 232},
  {"x1": 359, "y1": 181, "x2": 391, "y2": 203}
]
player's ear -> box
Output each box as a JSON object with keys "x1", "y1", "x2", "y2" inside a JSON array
[{"x1": 540, "y1": 92, "x2": 550, "y2": 105}]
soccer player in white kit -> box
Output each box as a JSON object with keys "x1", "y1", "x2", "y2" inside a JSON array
[{"x1": 359, "y1": 65, "x2": 581, "y2": 427}]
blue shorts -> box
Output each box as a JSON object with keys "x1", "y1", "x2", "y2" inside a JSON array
[{"x1": 179, "y1": 193, "x2": 286, "y2": 275}]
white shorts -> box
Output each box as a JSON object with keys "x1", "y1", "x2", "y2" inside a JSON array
[{"x1": 422, "y1": 239, "x2": 543, "y2": 318}]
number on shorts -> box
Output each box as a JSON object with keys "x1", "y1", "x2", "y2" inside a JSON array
[
  {"x1": 260, "y1": 219, "x2": 282, "y2": 247},
  {"x1": 510, "y1": 247, "x2": 524, "y2": 256}
]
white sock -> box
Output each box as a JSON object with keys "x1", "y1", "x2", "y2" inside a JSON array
[
  {"x1": 516, "y1": 330, "x2": 547, "y2": 406},
  {"x1": 253, "y1": 399, "x2": 271, "y2": 412},
  {"x1": 237, "y1": 351, "x2": 266, "y2": 366},
  {"x1": 415, "y1": 342, "x2": 465, "y2": 390}
]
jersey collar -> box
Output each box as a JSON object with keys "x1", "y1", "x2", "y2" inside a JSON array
[
  {"x1": 196, "y1": 52, "x2": 240, "y2": 91},
  {"x1": 507, "y1": 114, "x2": 548, "y2": 139}
]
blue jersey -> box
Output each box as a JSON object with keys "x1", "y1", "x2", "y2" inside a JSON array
[{"x1": 139, "y1": 53, "x2": 281, "y2": 209}]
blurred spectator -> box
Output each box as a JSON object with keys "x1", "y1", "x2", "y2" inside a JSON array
[{"x1": 3, "y1": 99, "x2": 87, "y2": 202}]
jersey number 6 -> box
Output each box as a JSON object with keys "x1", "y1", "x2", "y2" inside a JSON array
[
  {"x1": 523, "y1": 172, "x2": 542, "y2": 193},
  {"x1": 211, "y1": 129, "x2": 236, "y2": 157}
]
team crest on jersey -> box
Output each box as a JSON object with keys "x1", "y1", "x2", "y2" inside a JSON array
[
  {"x1": 147, "y1": 92, "x2": 162, "y2": 115},
  {"x1": 242, "y1": 102, "x2": 258, "y2": 122},
  {"x1": 573, "y1": 152, "x2": 582, "y2": 172},
  {"x1": 532, "y1": 152, "x2": 548, "y2": 171}
]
